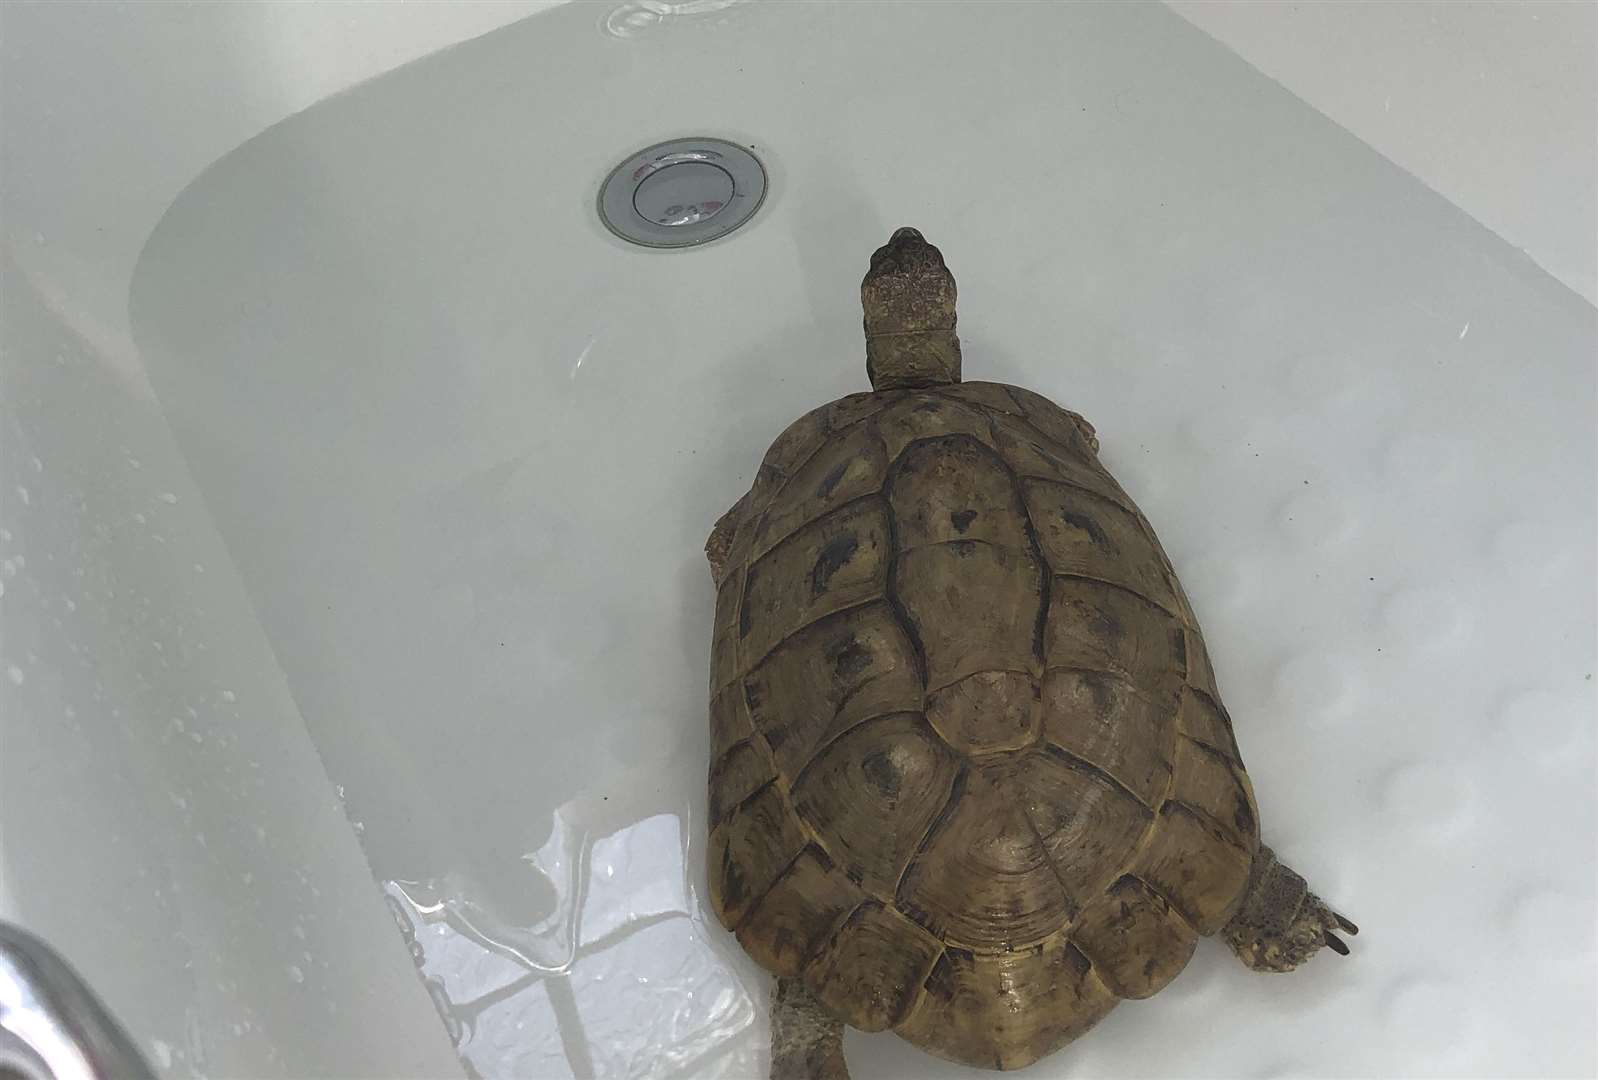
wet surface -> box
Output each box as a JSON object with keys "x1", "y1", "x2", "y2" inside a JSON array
[{"x1": 123, "y1": 0, "x2": 1595, "y2": 1075}]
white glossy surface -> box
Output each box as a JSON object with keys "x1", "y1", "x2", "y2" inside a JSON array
[
  {"x1": 0, "y1": 247, "x2": 464, "y2": 1077},
  {"x1": 1168, "y1": 0, "x2": 1598, "y2": 305},
  {"x1": 116, "y1": 2, "x2": 1597, "y2": 1077},
  {"x1": 6, "y1": 2, "x2": 1591, "y2": 1080}
]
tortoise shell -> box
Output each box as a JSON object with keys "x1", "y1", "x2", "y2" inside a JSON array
[{"x1": 706, "y1": 381, "x2": 1262, "y2": 1070}]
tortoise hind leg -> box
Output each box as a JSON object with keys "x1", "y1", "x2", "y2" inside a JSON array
[
  {"x1": 770, "y1": 977, "x2": 850, "y2": 1080},
  {"x1": 1223, "y1": 845, "x2": 1358, "y2": 973}
]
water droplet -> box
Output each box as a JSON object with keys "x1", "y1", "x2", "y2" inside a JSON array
[
  {"x1": 159, "y1": 492, "x2": 178, "y2": 504},
  {"x1": 14, "y1": 486, "x2": 29, "y2": 507},
  {"x1": 29, "y1": 457, "x2": 42, "y2": 473},
  {"x1": 286, "y1": 964, "x2": 305, "y2": 984},
  {"x1": 6, "y1": 666, "x2": 23, "y2": 685},
  {"x1": 220, "y1": 689, "x2": 237, "y2": 702},
  {"x1": 150, "y1": 1040, "x2": 174, "y2": 1069}
]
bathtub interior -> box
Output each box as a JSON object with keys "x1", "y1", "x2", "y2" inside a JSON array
[{"x1": 5, "y1": 2, "x2": 1596, "y2": 1078}]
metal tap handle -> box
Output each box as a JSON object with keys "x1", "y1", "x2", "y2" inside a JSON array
[{"x1": 1, "y1": 921, "x2": 156, "y2": 1080}]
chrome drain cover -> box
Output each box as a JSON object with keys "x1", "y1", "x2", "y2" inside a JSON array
[{"x1": 598, "y1": 137, "x2": 767, "y2": 248}]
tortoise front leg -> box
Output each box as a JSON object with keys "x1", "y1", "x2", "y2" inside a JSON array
[{"x1": 770, "y1": 977, "x2": 850, "y2": 1080}]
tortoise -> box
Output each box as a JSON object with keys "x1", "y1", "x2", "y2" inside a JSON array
[{"x1": 703, "y1": 228, "x2": 1356, "y2": 1078}]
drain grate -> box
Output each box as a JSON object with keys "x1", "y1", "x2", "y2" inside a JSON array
[{"x1": 598, "y1": 137, "x2": 767, "y2": 248}]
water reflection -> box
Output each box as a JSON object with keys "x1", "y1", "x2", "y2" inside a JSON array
[
  {"x1": 392, "y1": 806, "x2": 588, "y2": 975},
  {"x1": 386, "y1": 809, "x2": 757, "y2": 1078}
]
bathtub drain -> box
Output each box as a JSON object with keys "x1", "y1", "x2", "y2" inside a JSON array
[{"x1": 598, "y1": 137, "x2": 766, "y2": 248}]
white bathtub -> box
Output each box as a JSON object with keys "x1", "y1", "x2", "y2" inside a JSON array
[{"x1": 3, "y1": 3, "x2": 1594, "y2": 1077}]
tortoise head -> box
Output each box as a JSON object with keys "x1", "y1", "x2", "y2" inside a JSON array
[{"x1": 861, "y1": 227, "x2": 961, "y2": 390}]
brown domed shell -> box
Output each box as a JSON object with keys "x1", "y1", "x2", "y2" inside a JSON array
[{"x1": 707, "y1": 383, "x2": 1260, "y2": 1070}]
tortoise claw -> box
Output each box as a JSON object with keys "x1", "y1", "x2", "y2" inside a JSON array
[{"x1": 1224, "y1": 852, "x2": 1361, "y2": 972}]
